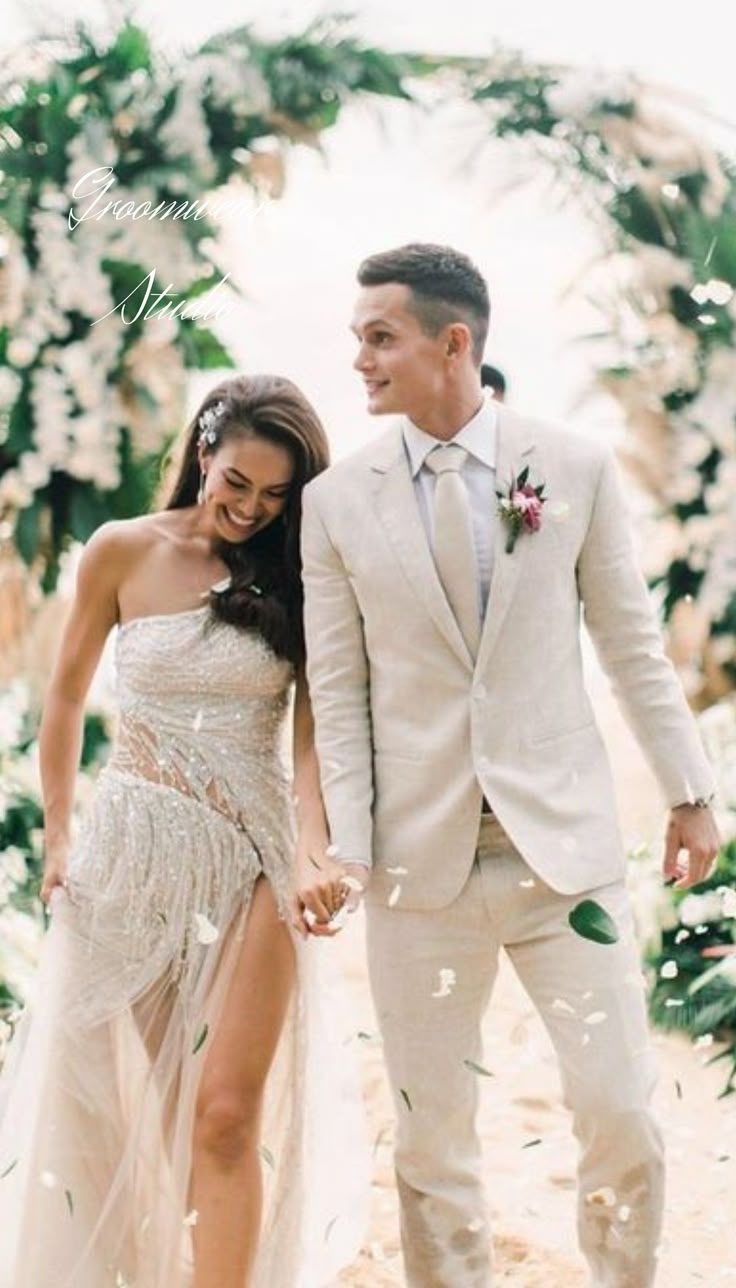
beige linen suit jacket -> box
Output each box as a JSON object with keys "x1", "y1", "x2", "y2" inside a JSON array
[{"x1": 301, "y1": 406, "x2": 714, "y2": 909}]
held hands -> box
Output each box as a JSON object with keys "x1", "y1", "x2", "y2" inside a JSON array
[
  {"x1": 663, "y1": 805, "x2": 721, "y2": 890},
  {"x1": 291, "y1": 840, "x2": 369, "y2": 940}
]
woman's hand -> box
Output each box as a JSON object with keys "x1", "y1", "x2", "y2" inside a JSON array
[
  {"x1": 39, "y1": 851, "x2": 70, "y2": 906},
  {"x1": 291, "y1": 837, "x2": 368, "y2": 940}
]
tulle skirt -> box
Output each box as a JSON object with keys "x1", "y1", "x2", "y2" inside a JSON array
[{"x1": 0, "y1": 771, "x2": 370, "y2": 1287}]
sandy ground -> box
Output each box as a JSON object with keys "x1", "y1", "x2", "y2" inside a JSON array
[{"x1": 330, "y1": 653, "x2": 736, "y2": 1287}]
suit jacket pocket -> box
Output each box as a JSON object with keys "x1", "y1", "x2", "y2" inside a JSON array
[{"x1": 525, "y1": 716, "x2": 596, "y2": 748}]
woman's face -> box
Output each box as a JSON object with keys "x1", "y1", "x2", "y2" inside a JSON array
[{"x1": 199, "y1": 434, "x2": 294, "y2": 543}]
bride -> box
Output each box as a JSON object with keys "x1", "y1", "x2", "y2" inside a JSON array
[{"x1": 0, "y1": 374, "x2": 369, "y2": 1288}]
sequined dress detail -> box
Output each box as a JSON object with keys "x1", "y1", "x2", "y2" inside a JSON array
[{"x1": 0, "y1": 607, "x2": 369, "y2": 1288}]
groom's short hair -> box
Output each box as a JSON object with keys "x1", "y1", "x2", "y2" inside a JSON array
[{"x1": 357, "y1": 243, "x2": 490, "y2": 365}]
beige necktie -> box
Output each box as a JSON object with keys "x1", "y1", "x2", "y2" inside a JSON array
[{"x1": 425, "y1": 444, "x2": 481, "y2": 656}]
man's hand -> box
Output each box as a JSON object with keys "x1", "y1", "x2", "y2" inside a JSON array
[
  {"x1": 663, "y1": 805, "x2": 721, "y2": 890},
  {"x1": 291, "y1": 850, "x2": 369, "y2": 940}
]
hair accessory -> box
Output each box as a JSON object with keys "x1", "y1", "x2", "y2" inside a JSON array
[{"x1": 197, "y1": 400, "x2": 227, "y2": 447}]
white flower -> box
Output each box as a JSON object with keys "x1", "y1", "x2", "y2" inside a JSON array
[
  {"x1": 679, "y1": 891, "x2": 724, "y2": 928},
  {"x1": 0, "y1": 470, "x2": 33, "y2": 510},
  {"x1": 0, "y1": 682, "x2": 29, "y2": 751},
  {"x1": 546, "y1": 69, "x2": 634, "y2": 121},
  {"x1": 6, "y1": 337, "x2": 37, "y2": 368}
]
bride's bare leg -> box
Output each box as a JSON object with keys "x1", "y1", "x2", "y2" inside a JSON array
[{"x1": 189, "y1": 876, "x2": 295, "y2": 1288}]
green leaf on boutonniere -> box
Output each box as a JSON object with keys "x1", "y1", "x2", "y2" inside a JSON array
[
  {"x1": 568, "y1": 899, "x2": 619, "y2": 945},
  {"x1": 518, "y1": 465, "x2": 530, "y2": 487}
]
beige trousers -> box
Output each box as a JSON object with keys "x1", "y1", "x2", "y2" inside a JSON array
[{"x1": 366, "y1": 815, "x2": 664, "y2": 1288}]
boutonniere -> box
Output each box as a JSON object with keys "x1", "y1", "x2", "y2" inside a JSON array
[{"x1": 496, "y1": 465, "x2": 547, "y2": 554}]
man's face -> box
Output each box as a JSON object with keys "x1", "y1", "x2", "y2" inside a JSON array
[{"x1": 350, "y1": 283, "x2": 448, "y2": 419}]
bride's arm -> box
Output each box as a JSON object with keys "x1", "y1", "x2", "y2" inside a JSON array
[
  {"x1": 38, "y1": 525, "x2": 123, "y2": 904},
  {"x1": 290, "y1": 667, "x2": 367, "y2": 938}
]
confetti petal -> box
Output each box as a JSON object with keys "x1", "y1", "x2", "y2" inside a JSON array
[
  {"x1": 193, "y1": 913, "x2": 219, "y2": 945},
  {"x1": 586, "y1": 1186, "x2": 617, "y2": 1207},
  {"x1": 568, "y1": 899, "x2": 619, "y2": 945},
  {"x1": 463, "y1": 1059, "x2": 494, "y2": 1078},
  {"x1": 584, "y1": 1011, "x2": 607, "y2": 1025},
  {"x1": 432, "y1": 968, "x2": 457, "y2": 998},
  {"x1": 192, "y1": 1024, "x2": 209, "y2": 1055},
  {"x1": 388, "y1": 883, "x2": 402, "y2": 907}
]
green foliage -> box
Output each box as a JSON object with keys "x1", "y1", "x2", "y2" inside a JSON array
[
  {"x1": 647, "y1": 840, "x2": 736, "y2": 1096},
  {"x1": 0, "y1": 16, "x2": 421, "y2": 585}
]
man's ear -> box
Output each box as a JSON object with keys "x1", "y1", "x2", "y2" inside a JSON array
[{"x1": 445, "y1": 322, "x2": 472, "y2": 358}]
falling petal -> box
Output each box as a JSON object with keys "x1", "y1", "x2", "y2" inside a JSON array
[
  {"x1": 341, "y1": 876, "x2": 364, "y2": 893},
  {"x1": 192, "y1": 709, "x2": 204, "y2": 733},
  {"x1": 324, "y1": 1216, "x2": 339, "y2": 1243},
  {"x1": 325, "y1": 843, "x2": 340, "y2": 857},
  {"x1": 192, "y1": 1023, "x2": 209, "y2": 1055},
  {"x1": 552, "y1": 998, "x2": 576, "y2": 1015},
  {"x1": 193, "y1": 913, "x2": 219, "y2": 945},
  {"x1": 568, "y1": 899, "x2": 619, "y2": 945},
  {"x1": 464, "y1": 1059, "x2": 494, "y2": 1078},
  {"x1": 586, "y1": 1186, "x2": 617, "y2": 1207},
  {"x1": 0, "y1": 1159, "x2": 18, "y2": 1180},
  {"x1": 618, "y1": 1205, "x2": 631, "y2": 1223},
  {"x1": 259, "y1": 1145, "x2": 275, "y2": 1169},
  {"x1": 400, "y1": 1088, "x2": 413, "y2": 1111},
  {"x1": 695, "y1": 1034, "x2": 714, "y2": 1049},
  {"x1": 432, "y1": 968, "x2": 457, "y2": 998},
  {"x1": 388, "y1": 883, "x2": 402, "y2": 907},
  {"x1": 40, "y1": 1171, "x2": 58, "y2": 1189},
  {"x1": 65, "y1": 1188, "x2": 74, "y2": 1216},
  {"x1": 675, "y1": 1080, "x2": 683, "y2": 1100},
  {"x1": 522, "y1": 1138, "x2": 542, "y2": 1149},
  {"x1": 581, "y1": 1033, "x2": 591, "y2": 1047},
  {"x1": 183, "y1": 1209, "x2": 199, "y2": 1227},
  {"x1": 519, "y1": 878, "x2": 535, "y2": 889},
  {"x1": 584, "y1": 1011, "x2": 607, "y2": 1025},
  {"x1": 387, "y1": 865, "x2": 409, "y2": 875}
]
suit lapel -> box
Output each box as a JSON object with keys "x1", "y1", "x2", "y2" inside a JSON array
[
  {"x1": 370, "y1": 423, "x2": 474, "y2": 670},
  {"x1": 475, "y1": 407, "x2": 538, "y2": 674}
]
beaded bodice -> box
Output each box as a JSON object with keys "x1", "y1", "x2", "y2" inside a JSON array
[{"x1": 108, "y1": 606, "x2": 294, "y2": 833}]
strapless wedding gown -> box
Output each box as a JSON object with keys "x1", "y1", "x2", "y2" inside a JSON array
[{"x1": 0, "y1": 607, "x2": 369, "y2": 1288}]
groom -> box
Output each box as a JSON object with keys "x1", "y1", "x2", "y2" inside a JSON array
[{"x1": 299, "y1": 243, "x2": 719, "y2": 1286}]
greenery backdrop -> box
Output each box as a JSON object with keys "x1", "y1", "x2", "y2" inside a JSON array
[{"x1": 1, "y1": 16, "x2": 735, "y2": 1079}]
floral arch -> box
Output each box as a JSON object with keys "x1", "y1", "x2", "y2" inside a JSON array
[{"x1": 0, "y1": 17, "x2": 735, "y2": 1048}]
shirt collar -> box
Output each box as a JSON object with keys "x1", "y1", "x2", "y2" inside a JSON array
[{"x1": 402, "y1": 394, "x2": 498, "y2": 479}]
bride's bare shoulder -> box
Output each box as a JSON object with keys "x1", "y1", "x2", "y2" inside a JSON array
[{"x1": 78, "y1": 513, "x2": 172, "y2": 588}]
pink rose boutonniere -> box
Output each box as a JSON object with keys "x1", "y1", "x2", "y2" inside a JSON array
[{"x1": 496, "y1": 465, "x2": 546, "y2": 554}]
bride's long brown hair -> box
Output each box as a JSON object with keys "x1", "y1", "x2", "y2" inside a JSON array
[{"x1": 162, "y1": 374, "x2": 330, "y2": 665}]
